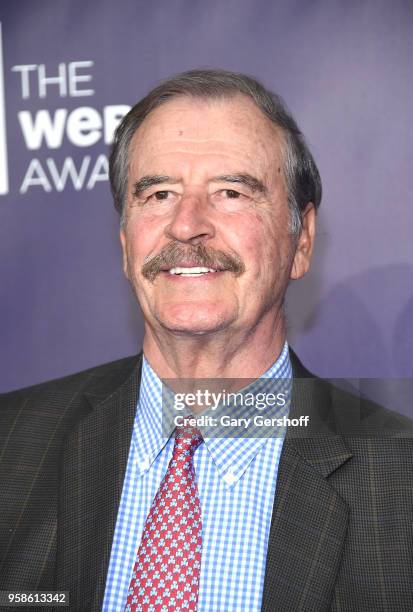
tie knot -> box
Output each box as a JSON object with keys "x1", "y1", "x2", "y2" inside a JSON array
[{"x1": 174, "y1": 426, "x2": 203, "y2": 456}]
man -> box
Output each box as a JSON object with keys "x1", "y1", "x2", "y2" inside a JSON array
[{"x1": 0, "y1": 69, "x2": 412, "y2": 612}]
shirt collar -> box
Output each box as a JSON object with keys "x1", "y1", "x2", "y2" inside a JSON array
[{"x1": 132, "y1": 342, "x2": 292, "y2": 488}]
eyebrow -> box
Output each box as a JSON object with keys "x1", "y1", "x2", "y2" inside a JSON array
[
  {"x1": 131, "y1": 173, "x2": 268, "y2": 198},
  {"x1": 213, "y1": 174, "x2": 268, "y2": 195},
  {"x1": 132, "y1": 175, "x2": 177, "y2": 198}
]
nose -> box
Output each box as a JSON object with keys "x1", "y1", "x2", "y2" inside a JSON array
[{"x1": 164, "y1": 195, "x2": 215, "y2": 245}]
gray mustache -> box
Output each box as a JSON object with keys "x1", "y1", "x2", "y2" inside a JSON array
[{"x1": 141, "y1": 243, "x2": 245, "y2": 282}]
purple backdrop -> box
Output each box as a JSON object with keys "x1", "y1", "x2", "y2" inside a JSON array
[{"x1": 0, "y1": 1, "x2": 412, "y2": 399}]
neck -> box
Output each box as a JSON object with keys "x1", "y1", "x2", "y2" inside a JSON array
[{"x1": 142, "y1": 312, "x2": 287, "y2": 380}]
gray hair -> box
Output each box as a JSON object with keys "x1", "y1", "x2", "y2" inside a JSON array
[{"x1": 109, "y1": 69, "x2": 322, "y2": 234}]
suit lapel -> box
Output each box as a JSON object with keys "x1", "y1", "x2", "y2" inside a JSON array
[
  {"x1": 56, "y1": 357, "x2": 142, "y2": 611},
  {"x1": 261, "y1": 353, "x2": 353, "y2": 611}
]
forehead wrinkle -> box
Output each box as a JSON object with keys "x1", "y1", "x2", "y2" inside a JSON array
[
  {"x1": 128, "y1": 97, "x2": 286, "y2": 192},
  {"x1": 131, "y1": 105, "x2": 279, "y2": 153}
]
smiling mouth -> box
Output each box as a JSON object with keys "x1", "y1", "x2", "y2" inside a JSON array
[
  {"x1": 167, "y1": 266, "x2": 220, "y2": 277},
  {"x1": 142, "y1": 243, "x2": 245, "y2": 282}
]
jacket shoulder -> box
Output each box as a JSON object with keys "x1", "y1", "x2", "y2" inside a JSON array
[
  {"x1": 0, "y1": 354, "x2": 142, "y2": 434},
  {"x1": 290, "y1": 347, "x2": 413, "y2": 436},
  {"x1": 1, "y1": 354, "x2": 140, "y2": 399}
]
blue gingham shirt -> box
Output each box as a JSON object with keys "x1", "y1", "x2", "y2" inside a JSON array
[{"x1": 103, "y1": 343, "x2": 292, "y2": 611}]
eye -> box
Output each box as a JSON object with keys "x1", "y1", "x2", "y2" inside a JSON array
[
  {"x1": 151, "y1": 190, "x2": 170, "y2": 201},
  {"x1": 223, "y1": 189, "x2": 241, "y2": 199}
]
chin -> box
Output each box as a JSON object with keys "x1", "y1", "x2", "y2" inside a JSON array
[{"x1": 155, "y1": 303, "x2": 235, "y2": 335}]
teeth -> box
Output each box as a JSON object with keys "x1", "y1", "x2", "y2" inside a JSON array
[{"x1": 169, "y1": 267, "x2": 217, "y2": 275}]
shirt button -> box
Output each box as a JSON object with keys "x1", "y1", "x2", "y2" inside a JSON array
[
  {"x1": 223, "y1": 469, "x2": 237, "y2": 485},
  {"x1": 139, "y1": 456, "x2": 151, "y2": 473}
]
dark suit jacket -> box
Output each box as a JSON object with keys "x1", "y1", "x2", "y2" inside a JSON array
[{"x1": 1, "y1": 351, "x2": 412, "y2": 611}]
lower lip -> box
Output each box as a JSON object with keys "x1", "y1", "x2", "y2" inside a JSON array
[{"x1": 160, "y1": 271, "x2": 226, "y2": 281}]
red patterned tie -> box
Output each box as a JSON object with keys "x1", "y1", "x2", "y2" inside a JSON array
[{"x1": 125, "y1": 427, "x2": 203, "y2": 611}]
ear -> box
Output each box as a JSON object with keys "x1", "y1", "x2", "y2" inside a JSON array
[
  {"x1": 290, "y1": 203, "x2": 316, "y2": 280},
  {"x1": 119, "y1": 227, "x2": 130, "y2": 280}
]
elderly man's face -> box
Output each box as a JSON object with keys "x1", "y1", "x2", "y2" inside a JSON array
[{"x1": 120, "y1": 95, "x2": 314, "y2": 337}]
